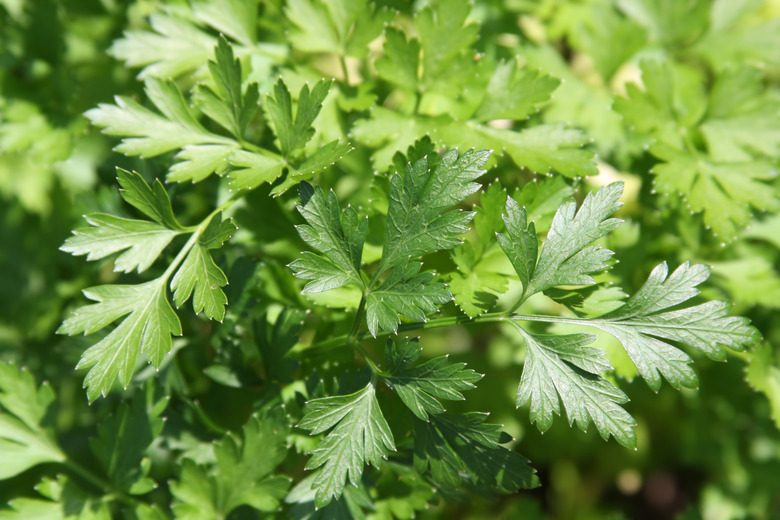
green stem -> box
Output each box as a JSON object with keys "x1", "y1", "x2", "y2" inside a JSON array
[
  {"x1": 160, "y1": 195, "x2": 241, "y2": 283},
  {"x1": 340, "y1": 54, "x2": 351, "y2": 86},
  {"x1": 63, "y1": 460, "x2": 138, "y2": 508}
]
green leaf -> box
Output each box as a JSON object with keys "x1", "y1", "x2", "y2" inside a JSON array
[
  {"x1": 376, "y1": 148, "x2": 490, "y2": 276},
  {"x1": 413, "y1": 412, "x2": 538, "y2": 493},
  {"x1": 227, "y1": 150, "x2": 286, "y2": 191},
  {"x1": 298, "y1": 382, "x2": 396, "y2": 508},
  {"x1": 382, "y1": 337, "x2": 483, "y2": 420},
  {"x1": 513, "y1": 329, "x2": 637, "y2": 448},
  {"x1": 470, "y1": 123, "x2": 598, "y2": 178},
  {"x1": 270, "y1": 140, "x2": 354, "y2": 197},
  {"x1": 474, "y1": 60, "x2": 560, "y2": 122},
  {"x1": 169, "y1": 144, "x2": 235, "y2": 183},
  {"x1": 116, "y1": 168, "x2": 184, "y2": 230},
  {"x1": 171, "y1": 214, "x2": 236, "y2": 321},
  {"x1": 375, "y1": 27, "x2": 421, "y2": 90},
  {"x1": 289, "y1": 182, "x2": 367, "y2": 293},
  {"x1": 90, "y1": 388, "x2": 168, "y2": 494},
  {"x1": 60, "y1": 214, "x2": 180, "y2": 274},
  {"x1": 497, "y1": 197, "x2": 537, "y2": 294},
  {"x1": 86, "y1": 78, "x2": 231, "y2": 158},
  {"x1": 449, "y1": 182, "x2": 511, "y2": 317},
  {"x1": 415, "y1": 2, "x2": 479, "y2": 85},
  {"x1": 511, "y1": 176, "x2": 576, "y2": 234},
  {"x1": 366, "y1": 262, "x2": 451, "y2": 337},
  {"x1": 58, "y1": 279, "x2": 182, "y2": 402},
  {"x1": 588, "y1": 262, "x2": 761, "y2": 391},
  {"x1": 205, "y1": 36, "x2": 259, "y2": 140},
  {"x1": 0, "y1": 363, "x2": 65, "y2": 480},
  {"x1": 503, "y1": 182, "x2": 623, "y2": 299},
  {"x1": 266, "y1": 79, "x2": 331, "y2": 157},
  {"x1": 701, "y1": 67, "x2": 780, "y2": 162},
  {"x1": 0, "y1": 475, "x2": 111, "y2": 520},
  {"x1": 170, "y1": 410, "x2": 291, "y2": 517},
  {"x1": 285, "y1": 0, "x2": 393, "y2": 58},
  {"x1": 109, "y1": 13, "x2": 217, "y2": 79},
  {"x1": 192, "y1": 0, "x2": 258, "y2": 46},
  {"x1": 650, "y1": 143, "x2": 779, "y2": 239},
  {"x1": 746, "y1": 344, "x2": 780, "y2": 429}
]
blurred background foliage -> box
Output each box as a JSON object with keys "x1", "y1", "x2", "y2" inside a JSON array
[{"x1": 1, "y1": 0, "x2": 779, "y2": 518}]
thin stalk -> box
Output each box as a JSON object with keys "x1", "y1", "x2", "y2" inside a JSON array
[
  {"x1": 340, "y1": 54, "x2": 351, "y2": 86},
  {"x1": 63, "y1": 459, "x2": 138, "y2": 508},
  {"x1": 160, "y1": 195, "x2": 241, "y2": 283}
]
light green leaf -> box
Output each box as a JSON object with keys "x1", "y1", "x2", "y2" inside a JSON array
[
  {"x1": 266, "y1": 79, "x2": 331, "y2": 157},
  {"x1": 514, "y1": 182, "x2": 623, "y2": 298},
  {"x1": 109, "y1": 13, "x2": 217, "y2": 78},
  {"x1": 86, "y1": 78, "x2": 231, "y2": 158},
  {"x1": 270, "y1": 140, "x2": 354, "y2": 197},
  {"x1": 289, "y1": 182, "x2": 367, "y2": 293},
  {"x1": 0, "y1": 475, "x2": 111, "y2": 520},
  {"x1": 589, "y1": 262, "x2": 761, "y2": 390},
  {"x1": 415, "y1": 2, "x2": 478, "y2": 85},
  {"x1": 298, "y1": 382, "x2": 396, "y2": 508},
  {"x1": 382, "y1": 337, "x2": 482, "y2": 420},
  {"x1": 650, "y1": 143, "x2": 779, "y2": 239},
  {"x1": 192, "y1": 0, "x2": 258, "y2": 46},
  {"x1": 169, "y1": 144, "x2": 235, "y2": 183},
  {"x1": 60, "y1": 214, "x2": 180, "y2": 274},
  {"x1": 171, "y1": 411, "x2": 291, "y2": 517},
  {"x1": 58, "y1": 280, "x2": 182, "y2": 402},
  {"x1": 171, "y1": 215, "x2": 235, "y2": 321},
  {"x1": 472, "y1": 123, "x2": 598, "y2": 178},
  {"x1": 0, "y1": 363, "x2": 65, "y2": 480},
  {"x1": 205, "y1": 37, "x2": 259, "y2": 140},
  {"x1": 474, "y1": 59, "x2": 560, "y2": 122},
  {"x1": 513, "y1": 329, "x2": 637, "y2": 448},
  {"x1": 227, "y1": 150, "x2": 286, "y2": 191},
  {"x1": 375, "y1": 27, "x2": 420, "y2": 90},
  {"x1": 116, "y1": 168, "x2": 184, "y2": 230}
]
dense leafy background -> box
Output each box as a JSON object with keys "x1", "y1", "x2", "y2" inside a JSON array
[{"x1": 1, "y1": 0, "x2": 779, "y2": 518}]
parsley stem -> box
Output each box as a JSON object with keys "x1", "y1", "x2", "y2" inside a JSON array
[
  {"x1": 340, "y1": 54, "x2": 351, "y2": 85},
  {"x1": 159, "y1": 195, "x2": 241, "y2": 283},
  {"x1": 63, "y1": 459, "x2": 139, "y2": 508}
]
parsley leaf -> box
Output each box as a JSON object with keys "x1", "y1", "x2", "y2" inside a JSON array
[
  {"x1": 500, "y1": 182, "x2": 623, "y2": 300},
  {"x1": 366, "y1": 262, "x2": 451, "y2": 337},
  {"x1": 289, "y1": 182, "x2": 367, "y2": 293},
  {"x1": 449, "y1": 182, "x2": 510, "y2": 317},
  {"x1": 512, "y1": 329, "x2": 637, "y2": 448},
  {"x1": 59, "y1": 280, "x2": 182, "y2": 402},
  {"x1": 90, "y1": 389, "x2": 167, "y2": 495},
  {"x1": 298, "y1": 382, "x2": 396, "y2": 508},
  {"x1": 60, "y1": 214, "x2": 180, "y2": 274},
  {"x1": 382, "y1": 337, "x2": 483, "y2": 420},
  {"x1": 201, "y1": 37, "x2": 259, "y2": 140},
  {"x1": 0, "y1": 363, "x2": 65, "y2": 480},
  {"x1": 587, "y1": 262, "x2": 761, "y2": 391},
  {"x1": 376, "y1": 148, "x2": 489, "y2": 276},
  {"x1": 413, "y1": 412, "x2": 538, "y2": 493},
  {"x1": 266, "y1": 78, "x2": 331, "y2": 157},
  {"x1": 86, "y1": 77, "x2": 233, "y2": 158},
  {"x1": 171, "y1": 214, "x2": 236, "y2": 322},
  {"x1": 170, "y1": 410, "x2": 291, "y2": 517}
]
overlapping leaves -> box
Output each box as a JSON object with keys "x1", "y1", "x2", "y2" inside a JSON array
[
  {"x1": 498, "y1": 182, "x2": 760, "y2": 446},
  {"x1": 292, "y1": 148, "x2": 490, "y2": 335},
  {"x1": 59, "y1": 171, "x2": 235, "y2": 401}
]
